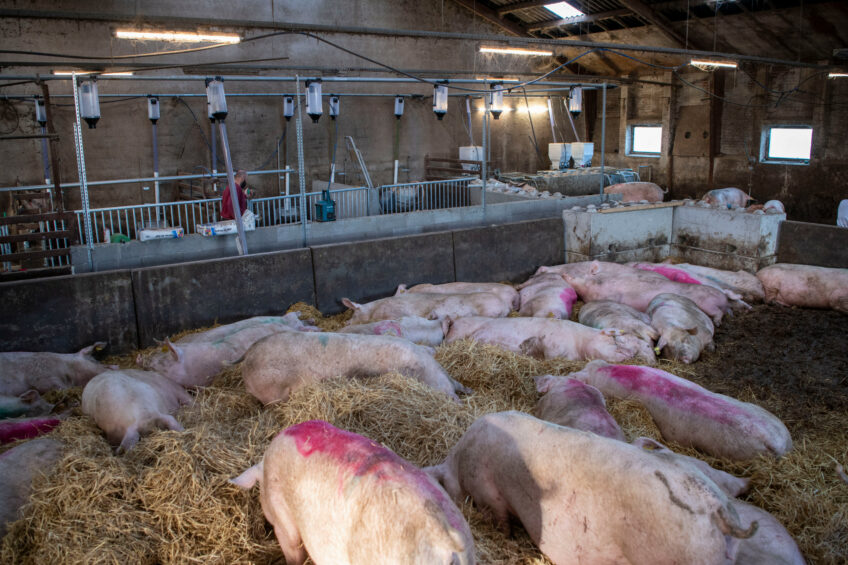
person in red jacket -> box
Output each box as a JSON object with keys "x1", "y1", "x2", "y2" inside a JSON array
[{"x1": 221, "y1": 170, "x2": 249, "y2": 220}]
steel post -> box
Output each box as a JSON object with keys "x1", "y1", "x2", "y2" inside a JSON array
[
  {"x1": 151, "y1": 121, "x2": 160, "y2": 219},
  {"x1": 71, "y1": 73, "x2": 94, "y2": 268},
  {"x1": 295, "y1": 77, "x2": 308, "y2": 247},
  {"x1": 600, "y1": 82, "x2": 607, "y2": 196},
  {"x1": 481, "y1": 103, "x2": 488, "y2": 215},
  {"x1": 217, "y1": 120, "x2": 248, "y2": 255}
]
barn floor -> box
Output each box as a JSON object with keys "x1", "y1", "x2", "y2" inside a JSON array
[{"x1": 1, "y1": 303, "x2": 846, "y2": 564}]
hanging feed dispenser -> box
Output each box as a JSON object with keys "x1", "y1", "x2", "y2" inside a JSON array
[
  {"x1": 433, "y1": 82, "x2": 448, "y2": 120},
  {"x1": 394, "y1": 96, "x2": 404, "y2": 119},
  {"x1": 78, "y1": 78, "x2": 101, "y2": 128},
  {"x1": 147, "y1": 96, "x2": 160, "y2": 124},
  {"x1": 306, "y1": 80, "x2": 323, "y2": 123},
  {"x1": 205, "y1": 76, "x2": 228, "y2": 121},
  {"x1": 568, "y1": 86, "x2": 583, "y2": 118},
  {"x1": 328, "y1": 95, "x2": 340, "y2": 120},
  {"x1": 489, "y1": 83, "x2": 504, "y2": 120},
  {"x1": 283, "y1": 96, "x2": 294, "y2": 121},
  {"x1": 34, "y1": 97, "x2": 47, "y2": 126}
]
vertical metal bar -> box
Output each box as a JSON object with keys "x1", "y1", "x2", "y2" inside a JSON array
[
  {"x1": 547, "y1": 97, "x2": 558, "y2": 143},
  {"x1": 217, "y1": 120, "x2": 249, "y2": 255},
  {"x1": 295, "y1": 77, "x2": 308, "y2": 246},
  {"x1": 600, "y1": 82, "x2": 607, "y2": 196},
  {"x1": 71, "y1": 73, "x2": 94, "y2": 268},
  {"x1": 482, "y1": 108, "x2": 488, "y2": 215},
  {"x1": 152, "y1": 121, "x2": 160, "y2": 221},
  {"x1": 40, "y1": 126, "x2": 51, "y2": 186},
  {"x1": 211, "y1": 120, "x2": 218, "y2": 193}
]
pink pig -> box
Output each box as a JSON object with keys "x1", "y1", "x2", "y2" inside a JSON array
[
  {"x1": 757, "y1": 263, "x2": 848, "y2": 314},
  {"x1": 516, "y1": 273, "x2": 577, "y2": 319},
  {"x1": 534, "y1": 376, "x2": 625, "y2": 441}
]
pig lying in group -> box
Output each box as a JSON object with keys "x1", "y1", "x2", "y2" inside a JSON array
[
  {"x1": 343, "y1": 290, "x2": 510, "y2": 325},
  {"x1": 648, "y1": 293, "x2": 716, "y2": 364},
  {"x1": 757, "y1": 263, "x2": 848, "y2": 314},
  {"x1": 231, "y1": 420, "x2": 475, "y2": 565},
  {"x1": 426, "y1": 411, "x2": 757, "y2": 565},
  {"x1": 337, "y1": 316, "x2": 448, "y2": 346},
  {"x1": 516, "y1": 272, "x2": 577, "y2": 319},
  {"x1": 0, "y1": 343, "x2": 116, "y2": 396},
  {"x1": 396, "y1": 281, "x2": 519, "y2": 310}
]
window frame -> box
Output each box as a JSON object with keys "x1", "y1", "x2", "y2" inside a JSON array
[
  {"x1": 759, "y1": 124, "x2": 813, "y2": 166},
  {"x1": 626, "y1": 123, "x2": 663, "y2": 158}
]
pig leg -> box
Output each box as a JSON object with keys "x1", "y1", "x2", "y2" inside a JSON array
[
  {"x1": 268, "y1": 499, "x2": 308, "y2": 565},
  {"x1": 155, "y1": 415, "x2": 184, "y2": 432},
  {"x1": 118, "y1": 426, "x2": 141, "y2": 453}
]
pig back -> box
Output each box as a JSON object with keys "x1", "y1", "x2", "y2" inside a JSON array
[{"x1": 262, "y1": 421, "x2": 474, "y2": 565}]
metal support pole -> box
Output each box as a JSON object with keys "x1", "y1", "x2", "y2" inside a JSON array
[
  {"x1": 481, "y1": 104, "x2": 488, "y2": 215},
  {"x1": 71, "y1": 73, "x2": 94, "y2": 268},
  {"x1": 39, "y1": 126, "x2": 51, "y2": 185},
  {"x1": 210, "y1": 120, "x2": 218, "y2": 194},
  {"x1": 547, "y1": 97, "x2": 558, "y2": 144},
  {"x1": 295, "y1": 77, "x2": 308, "y2": 247},
  {"x1": 600, "y1": 82, "x2": 607, "y2": 196},
  {"x1": 151, "y1": 121, "x2": 160, "y2": 220},
  {"x1": 217, "y1": 120, "x2": 249, "y2": 256}
]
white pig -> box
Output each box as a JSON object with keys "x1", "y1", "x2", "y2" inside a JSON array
[
  {"x1": 337, "y1": 316, "x2": 448, "y2": 346},
  {"x1": 0, "y1": 438, "x2": 64, "y2": 538},
  {"x1": 241, "y1": 331, "x2": 468, "y2": 404},
  {"x1": 426, "y1": 411, "x2": 757, "y2": 565},
  {"x1": 534, "y1": 375, "x2": 625, "y2": 440},
  {"x1": 342, "y1": 292, "x2": 510, "y2": 325},
  {"x1": 568, "y1": 360, "x2": 792, "y2": 461},
  {"x1": 81, "y1": 369, "x2": 192, "y2": 452},
  {"x1": 578, "y1": 300, "x2": 659, "y2": 343},
  {"x1": 732, "y1": 500, "x2": 806, "y2": 565},
  {"x1": 445, "y1": 316, "x2": 656, "y2": 363},
  {"x1": 230, "y1": 420, "x2": 475, "y2": 565},
  {"x1": 701, "y1": 187, "x2": 753, "y2": 209},
  {"x1": 757, "y1": 263, "x2": 848, "y2": 314},
  {"x1": 398, "y1": 281, "x2": 519, "y2": 310},
  {"x1": 659, "y1": 261, "x2": 765, "y2": 303},
  {"x1": 647, "y1": 293, "x2": 715, "y2": 364},
  {"x1": 0, "y1": 343, "x2": 116, "y2": 396},
  {"x1": 516, "y1": 273, "x2": 577, "y2": 319}
]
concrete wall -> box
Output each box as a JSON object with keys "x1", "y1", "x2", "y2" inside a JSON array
[
  {"x1": 777, "y1": 221, "x2": 848, "y2": 269},
  {"x1": 563, "y1": 205, "x2": 673, "y2": 263}
]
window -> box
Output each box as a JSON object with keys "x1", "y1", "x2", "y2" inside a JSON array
[
  {"x1": 760, "y1": 126, "x2": 812, "y2": 164},
  {"x1": 627, "y1": 125, "x2": 662, "y2": 156},
  {"x1": 545, "y1": 2, "x2": 585, "y2": 19}
]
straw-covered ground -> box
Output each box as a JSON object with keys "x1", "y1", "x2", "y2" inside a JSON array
[{"x1": 1, "y1": 302, "x2": 846, "y2": 564}]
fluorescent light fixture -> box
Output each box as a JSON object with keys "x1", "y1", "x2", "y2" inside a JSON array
[
  {"x1": 115, "y1": 30, "x2": 240, "y2": 44},
  {"x1": 52, "y1": 71, "x2": 134, "y2": 76},
  {"x1": 480, "y1": 47, "x2": 553, "y2": 56},
  {"x1": 690, "y1": 59, "x2": 737, "y2": 69},
  {"x1": 828, "y1": 73, "x2": 848, "y2": 78},
  {"x1": 545, "y1": 2, "x2": 585, "y2": 19}
]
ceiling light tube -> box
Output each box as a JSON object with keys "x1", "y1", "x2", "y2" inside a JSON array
[
  {"x1": 827, "y1": 73, "x2": 848, "y2": 78},
  {"x1": 690, "y1": 59, "x2": 738, "y2": 69},
  {"x1": 480, "y1": 47, "x2": 553, "y2": 56},
  {"x1": 52, "y1": 71, "x2": 134, "y2": 76},
  {"x1": 115, "y1": 30, "x2": 241, "y2": 44}
]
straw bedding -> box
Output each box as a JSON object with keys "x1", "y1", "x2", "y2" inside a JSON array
[{"x1": 1, "y1": 304, "x2": 846, "y2": 564}]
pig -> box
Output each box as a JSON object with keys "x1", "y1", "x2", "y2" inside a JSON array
[
  {"x1": 561, "y1": 260, "x2": 730, "y2": 325},
  {"x1": 0, "y1": 438, "x2": 64, "y2": 538},
  {"x1": 627, "y1": 261, "x2": 751, "y2": 310},
  {"x1": 230, "y1": 420, "x2": 475, "y2": 565},
  {"x1": 81, "y1": 369, "x2": 192, "y2": 453},
  {"x1": 0, "y1": 417, "x2": 62, "y2": 444},
  {"x1": 337, "y1": 316, "x2": 448, "y2": 346},
  {"x1": 631, "y1": 437, "x2": 749, "y2": 497},
  {"x1": 397, "y1": 281, "x2": 520, "y2": 310},
  {"x1": 701, "y1": 187, "x2": 753, "y2": 209},
  {"x1": 342, "y1": 292, "x2": 510, "y2": 325},
  {"x1": 445, "y1": 316, "x2": 656, "y2": 364},
  {"x1": 0, "y1": 343, "x2": 116, "y2": 396},
  {"x1": 241, "y1": 331, "x2": 468, "y2": 404},
  {"x1": 747, "y1": 200, "x2": 786, "y2": 214},
  {"x1": 567, "y1": 360, "x2": 792, "y2": 460},
  {"x1": 0, "y1": 390, "x2": 53, "y2": 420},
  {"x1": 425, "y1": 411, "x2": 757, "y2": 565},
  {"x1": 603, "y1": 181, "x2": 665, "y2": 203},
  {"x1": 647, "y1": 293, "x2": 715, "y2": 364},
  {"x1": 659, "y1": 261, "x2": 766, "y2": 304},
  {"x1": 534, "y1": 375, "x2": 625, "y2": 441},
  {"x1": 516, "y1": 273, "x2": 577, "y2": 319},
  {"x1": 578, "y1": 300, "x2": 659, "y2": 343},
  {"x1": 138, "y1": 314, "x2": 319, "y2": 388},
  {"x1": 757, "y1": 263, "x2": 848, "y2": 314},
  {"x1": 732, "y1": 500, "x2": 806, "y2": 565}
]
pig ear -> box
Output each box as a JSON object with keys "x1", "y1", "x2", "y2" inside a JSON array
[
  {"x1": 685, "y1": 327, "x2": 699, "y2": 336},
  {"x1": 633, "y1": 437, "x2": 665, "y2": 451},
  {"x1": 78, "y1": 341, "x2": 106, "y2": 356},
  {"x1": 19, "y1": 389, "x2": 40, "y2": 404},
  {"x1": 534, "y1": 375, "x2": 557, "y2": 394},
  {"x1": 341, "y1": 298, "x2": 361, "y2": 311},
  {"x1": 395, "y1": 284, "x2": 407, "y2": 295},
  {"x1": 656, "y1": 335, "x2": 668, "y2": 350},
  {"x1": 589, "y1": 261, "x2": 601, "y2": 275},
  {"x1": 440, "y1": 317, "x2": 451, "y2": 337},
  {"x1": 165, "y1": 338, "x2": 183, "y2": 362}
]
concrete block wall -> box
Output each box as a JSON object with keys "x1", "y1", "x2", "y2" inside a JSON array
[{"x1": 563, "y1": 205, "x2": 673, "y2": 263}]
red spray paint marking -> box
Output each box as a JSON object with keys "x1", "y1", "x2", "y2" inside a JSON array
[
  {"x1": 284, "y1": 420, "x2": 467, "y2": 532},
  {"x1": 601, "y1": 365, "x2": 742, "y2": 425},
  {"x1": 634, "y1": 264, "x2": 702, "y2": 286},
  {"x1": 373, "y1": 321, "x2": 403, "y2": 338},
  {"x1": 559, "y1": 287, "x2": 578, "y2": 314},
  {"x1": 0, "y1": 418, "x2": 61, "y2": 444}
]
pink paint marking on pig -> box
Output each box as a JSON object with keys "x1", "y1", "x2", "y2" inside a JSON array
[
  {"x1": 603, "y1": 364, "x2": 741, "y2": 425},
  {"x1": 373, "y1": 320, "x2": 403, "y2": 337},
  {"x1": 284, "y1": 420, "x2": 468, "y2": 531},
  {"x1": 635, "y1": 264, "x2": 702, "y2": 286},
  {"x1": 0, "y1": 418, "x2": 61, "y2": 444},
  {"x1": 559, "y1": 287, "x2": 578, "y2": 310}
]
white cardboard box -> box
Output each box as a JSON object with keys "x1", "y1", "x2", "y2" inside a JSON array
[
  {"x1": 198, "y1": 210, "x2": 256, "y2": 236},
  {"x1": 138, "y1": 227, "x2": 184, "y2": 241}
]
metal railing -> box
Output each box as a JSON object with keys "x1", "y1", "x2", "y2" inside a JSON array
[
  {"x1": 0, "y1": 216, "x2": 72, "y2": 270},
  {"x1": 73, "y1": 178, "x2": 474, "y2": 245}
]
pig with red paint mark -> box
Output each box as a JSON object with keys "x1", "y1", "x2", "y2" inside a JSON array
[
  {"x1": 138, "y1": 313, "x2": 320, "y2": 388},
  {"x1": 578, "y1": 300, "x2": 659, "y2": 344},
  {"x1": 534, "y1": 375, "x2": 625, "y2": 441},
  {"x1": 567, "y1": 360, "x2": 792, "y2": 460},
  {"x1": 241, "y1": 331, "x2": 469, "y2": 404},
  {"x1": 647, "y1": 293, "x2": 715, "y2": 364},
  {"x1": 425, "y1": 411, "x2": 757, "y2": 565},
  {"x1": 561, "y1": 261, "x2": 730, "y2": 325},
  {"x1": 230, "y1": 420, "x2": 475, "y2": 565},
  {"x1": 603, "y1": 181, "x2": 665, "y2": 203},
  {"x1": 0, "y1": 438, "x2": 64, "y2": 538},
  {"x1": 757, "y1": 263, "x2": 848, "y2": 314},
  {"x1": 658, "y1": 261, "x2": 766, "y2": 304},
  {"x1": 0, "y1": 343, "x2": 117, "y2": 396},
  {"x1": 342, "y1": 291, "x2": 510, "y2": 325},
  {"x1": 397, "y1": 281, "x2": 520, "y2": 311},
  {"x1": 82, "y1": 369, "x2": 192, "y2": 453},
  {"x1": 337, "y1": 316, "x2": 449, "y2": 346},
  {"x1": 627, "y1": 261, "x2": 752, "y2": 310},
  {"x1": 0, "y1": 390, "x2": 53, "y2": 420},
  {"x1": 701, "y1": 187, "x2": 753, "y2": 209},
  {"x1": 516, "y1": 272, "x2": 577, "y2": 319},
  {"x1": 445, "y1": 316, "x2": 656, "y2": 363},
  {"x1": 0, "y1": 417, "x2": 62, "y2": 444}
]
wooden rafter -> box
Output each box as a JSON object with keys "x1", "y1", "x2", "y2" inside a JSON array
[
  {"x1": 450, "y1": 0, "x2": 531, "y2": 37},
  {"x1": 497, "y1": 0, "x2": 556, "y2": 17},
  {"x1": 527, "y1": 9, "x2": 630, "y2": 32},
  {"x1": 618, "y1": 0, "x2": 688, "y2": 47}
]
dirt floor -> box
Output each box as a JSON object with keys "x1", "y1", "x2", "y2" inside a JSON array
[{"x1": 1, "y1": 303, "x2": 846, "y2": 564}]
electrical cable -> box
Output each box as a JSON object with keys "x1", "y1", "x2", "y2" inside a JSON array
[{"x1": 522, "y1": 87, "x2": 542, "y2": 163}]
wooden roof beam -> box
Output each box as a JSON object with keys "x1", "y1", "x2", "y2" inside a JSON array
[
  {"x1": 450, "y1": 0, "x2": 532, "y2": 37},
  {"x1": 619, "y1": 0, "x2": 689, "y2": 47},
  {"x1": 527, "y1": 9, "x2": 630, "y2": 32},
  {"x1": 497, "y1": 0, "x2": 557, "y2": 17}
]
